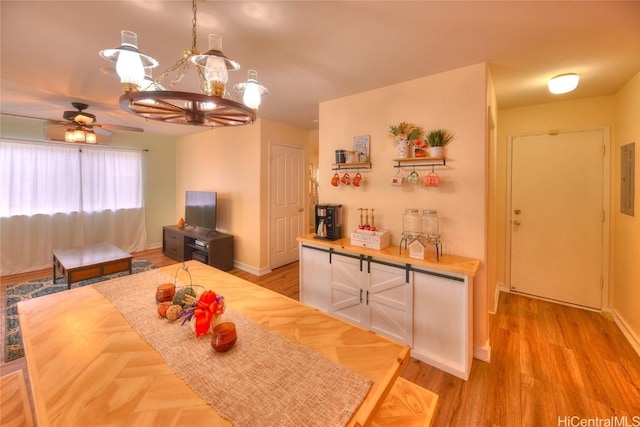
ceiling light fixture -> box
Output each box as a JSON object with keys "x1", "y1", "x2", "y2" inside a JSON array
[
  {"x1": 548, "y1": 73, "x2": 580, "y2": 94},
  {"x1": 234, "y1": 70, "x2": 269, "y2": 110},
  {"x1": 99, "y1": 0, "x2": 267, "y2": 127},
  {"x1": 65, "y1": 127, "x2": 97, "y2": 144}
]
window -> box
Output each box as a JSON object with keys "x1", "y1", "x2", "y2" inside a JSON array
[
  {"x1": 0, "y1": 140, "x2": 143, "y2": 216},
  {"x1": 0, "y1": 139, "x2": 147, "y2": 275}
]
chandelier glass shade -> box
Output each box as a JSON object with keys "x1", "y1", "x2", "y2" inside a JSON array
[
  {"x1": 99, "y1": 31, "x2": 159, "y2": 94},
  {"x1": 99, "y1": 0, "x2": 266, "y2": 128},
  {"x1": 234, "y1": 70, "x2": 269, "y2": 110}
]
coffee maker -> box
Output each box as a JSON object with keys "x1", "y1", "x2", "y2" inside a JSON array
[{"x1": 314, "y1": 204, "x2": 343, "y2": 240}]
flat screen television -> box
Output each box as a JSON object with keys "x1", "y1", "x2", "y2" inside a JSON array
[{"x1": 185, "y1": 191, "x2": 217, "y2": 231}]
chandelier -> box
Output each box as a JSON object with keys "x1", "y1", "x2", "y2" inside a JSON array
[{"x1": 99, "y1": 0, "x2": 268, "y2": 127}]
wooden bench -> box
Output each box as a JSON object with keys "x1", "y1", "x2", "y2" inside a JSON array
[
  {"x1": 371, "y1": 377, "x2": 439, "y2": 427},
  {"x1": 0, "y1": 370, "x2": 34, "y2": 427}
]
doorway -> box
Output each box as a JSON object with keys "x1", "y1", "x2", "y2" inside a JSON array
[
  {"x1": 507, "y1": 128, "x2": 609, "y2": 309},
  {"x1": 269, "y1": 143, "x2": 304, "y2": 269}
]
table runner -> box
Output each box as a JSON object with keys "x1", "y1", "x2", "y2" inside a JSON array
[{"x1": 94, "y1": 269, "x2": 372, "y2": 427}]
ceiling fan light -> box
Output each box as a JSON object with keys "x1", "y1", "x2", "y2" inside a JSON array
[
  {"x1": 74, "y1": 128, "x2": 86, "y2": 142},
  {"x1": 65, "y1": 129, "x2": 75, "y2": 142},
  {"x1": 548, "y1": 73, "x2": 579, "y2": 94},
  {"x1": 85, "y1": 131, "x2": 97, "y2": 144}
]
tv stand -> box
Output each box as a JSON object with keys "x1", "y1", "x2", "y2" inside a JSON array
[{"x1": 162, "y1": 225, "x2": 233, "y2": 271}]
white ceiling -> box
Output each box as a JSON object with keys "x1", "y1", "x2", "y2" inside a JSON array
[{"x1": 1, "y1": 1, "x2": 639, "y2": 138}]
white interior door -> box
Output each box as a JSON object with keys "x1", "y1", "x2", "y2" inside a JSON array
[
  {"x1": 509, "y1": 130, "x2": 605, "y2": 309},
  {"x1": 270, "y1": 144, "x2": 304, "y2": 269}
]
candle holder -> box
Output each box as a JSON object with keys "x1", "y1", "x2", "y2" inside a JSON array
[{"x1": 211, "y1": 322, "x2": 237, "y2": 352}]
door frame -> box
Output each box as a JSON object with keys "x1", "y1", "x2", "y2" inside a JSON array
[
  {"x1": 267, "y1": 141, "x2": 306, "y2": 270},
  {"x1": 505, "y1": 126, "x2": 611, "y2": 309}
]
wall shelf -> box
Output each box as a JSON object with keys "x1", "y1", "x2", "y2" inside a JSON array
[
  {"x1": 331, "y1": 161, "x2": 372, "y2": 171},
  {"x1": 392, "y1": 157, "x2": 446, "y2": 169}
]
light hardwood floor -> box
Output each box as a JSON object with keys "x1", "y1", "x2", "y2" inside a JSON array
[{"x1": 2, "y1": 248, "x2": 639, "y2": 426}]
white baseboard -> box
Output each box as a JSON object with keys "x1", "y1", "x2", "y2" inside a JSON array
[
  {"x1": 146, "y1": 243, "x2": 162, "y2": 250},
  {"x1": 488, "y1": 283, "x2": 509, "y2": 315},
  {"x1": 603, "y1": 306, "x2": 640, "y2": 358},
  {"x1": 232, "y1": 261, "x2": 272, "y2": 276},
  {"x1": 474, "y1": 341, "x2": 491, "y2": 363},
  {"x1": 410, "y1": 350, "x2": 470, "y2": 381}
]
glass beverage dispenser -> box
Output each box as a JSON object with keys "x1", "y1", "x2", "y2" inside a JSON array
[
  {"x1": 403, "y1": 209, "x2": 421, "y2": 238},
  {"x1": 421, "y1": 210, "x2": 439, "y2": 240}
]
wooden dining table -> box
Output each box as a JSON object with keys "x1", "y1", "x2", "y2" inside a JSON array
[{"x1": 18, "y1": 260, "x2": 410, "y2": 426}]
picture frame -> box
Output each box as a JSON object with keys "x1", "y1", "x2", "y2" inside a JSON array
[{"x1": 353, "y1": 135, "x2": 370, "y2": 162}]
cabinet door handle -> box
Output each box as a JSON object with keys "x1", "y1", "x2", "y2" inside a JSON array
[
  {"x1": 366, "y1": 290, "x2": 369, "y2": 305},
  {"x1": 359, "y1": 289, "x2": 363, "y2": 303}
]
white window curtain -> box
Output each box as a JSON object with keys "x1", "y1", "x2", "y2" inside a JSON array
[{"x1": 0, "y1": 140, "x2": 147, "y2": 275}]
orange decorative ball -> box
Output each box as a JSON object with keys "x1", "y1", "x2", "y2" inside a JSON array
[{"x1": 157, "y1": 301, "x2": 172, "y2": 318}]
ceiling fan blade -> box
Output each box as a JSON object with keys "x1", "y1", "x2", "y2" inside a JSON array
[
  {"x1": 3, "y1": 111, "x2": 144, "y2": 135},
  {"x1": 96, "y1": 123, "x2": 144, "y2": 133},
  {"x1": 91, "y1": 125, "x2": 112, "y2": 136}
]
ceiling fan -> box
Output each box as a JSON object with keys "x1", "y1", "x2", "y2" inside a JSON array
[
  {"x1": 57, "y1": 102, "x2": 144, "y2": 142},
  {"x1": 32, "y1": 102, "x2": 145, "y2": 144},
  {"x1": 2, "y1": 102, "x2": 145, "y2": 144}
]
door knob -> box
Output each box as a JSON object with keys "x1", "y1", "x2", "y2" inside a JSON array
[
  {"x1": 514, "y1": 209, "x2": 522, "y2": 215},
  {"x1": 514, "y1": 220, "x2": 521, "y2": 225},
  {"x1": 298, "y1": 207, "x2": 304, "y2": 212}
]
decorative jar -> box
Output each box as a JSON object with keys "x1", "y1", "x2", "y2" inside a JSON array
[
  {"x1": 396, "y1": 137, "x2": 410, "y2": 158},
  {"x1": 403, "y1": 209, "x2": 421, "y2": 237},
  {"x1": 421, "y1": 210, "x2": 439, "y2": 240}
]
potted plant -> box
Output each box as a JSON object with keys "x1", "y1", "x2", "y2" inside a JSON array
[
  {"x1": 425, "y1": 129, "x2": 454, "y2": 158},
  {"x1": 389, "y1": 122, "x2": 424, "y2": 158}
]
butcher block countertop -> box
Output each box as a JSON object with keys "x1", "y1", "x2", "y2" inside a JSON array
[
  {"x1": 18, "y1": 261, "x2": 410, "y2": 427},
  {"x1": 297, "y1": 233, "x2": 480, "y2": 277}
]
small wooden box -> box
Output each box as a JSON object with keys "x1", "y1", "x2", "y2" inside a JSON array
[{"x1": 350, "y1": 229, "x2": 390, "y2": 250}]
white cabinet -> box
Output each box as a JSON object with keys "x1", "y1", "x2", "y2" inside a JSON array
[
  {"x1": 330, "y1": 253, "x2": 413, "y2": 346},
  {"x1": 299, "y1": 243, "x2": 331, "y2": 311},
  {"x1": 298, "y1": 240, "x2": 474, "y2": 380},
  {"x1": 412, "y1": 268, "x2": 473, "y2": 380},
  {"x1": 328, "y1": 253, "x2": 364, "y2": 324}
]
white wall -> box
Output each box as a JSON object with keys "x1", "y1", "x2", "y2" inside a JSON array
[{"x1": 613, "y1": 72, "x2": 640, "y2": 352}]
